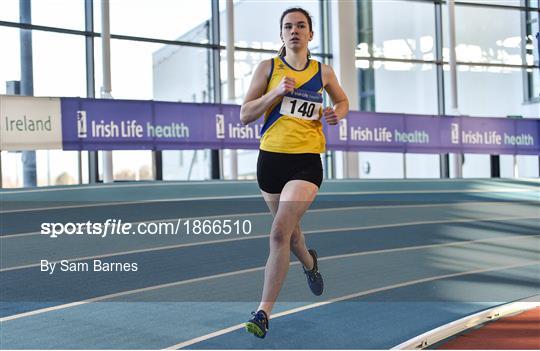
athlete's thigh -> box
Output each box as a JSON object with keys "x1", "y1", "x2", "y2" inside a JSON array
[
  {"x1": 261, "y1": 190, "x2": 304, "y2": 239},
  {"x1": 274, "y1": 180, "x2": 319, "y2": 229},
  {"x1": 261, "y1": 189, "x2": 280, "y2": 217}
]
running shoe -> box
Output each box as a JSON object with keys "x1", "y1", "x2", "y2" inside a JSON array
[
  {"x1": 303, "y1": 249, "x2": 324, "y2": 296},
  {"x1": 245, "y1": 310, "x2": 269, "y2": 338}
]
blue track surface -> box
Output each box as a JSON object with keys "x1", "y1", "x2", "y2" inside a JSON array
[{"x1": 0, "y1": 179, "x2": 538, "y2": 349}]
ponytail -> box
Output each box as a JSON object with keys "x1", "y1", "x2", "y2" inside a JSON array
[
  {"x1": 277, "y1": 44, "x2": 311, "y2": 59},
  {"x1": 278, "y1": 44, "x2": 286, "y2": 57}
]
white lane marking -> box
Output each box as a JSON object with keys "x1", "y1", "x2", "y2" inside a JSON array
[
  {"x1": 1, "y1": 187, "x2": 537, "y2": 214},
  {"x1": 1, "y1": 215, "x2": 537, "y2": 272},
  {"x1": 2, "y1": 200, "x2": 530, "y2": 238},
  {"x1": 2, "y1": 178, "x2": 537, "y2": 194},
  {"x1": 1, "y1": 234, "x2": 538, "y2": 323},
  {"x1": 165, "y1": 259, "x2": 540, "y2": 349},
  {"x1": 0, "y1": 180, "x2": 254, "y2": 194},
  {"x1": 0, "y1": 194, "x2": 260, "y2": 214}
]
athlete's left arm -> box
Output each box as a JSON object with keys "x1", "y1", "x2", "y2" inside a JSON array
[{"x1": 322, "y1": 64, "x2": 349, "y2": 125}]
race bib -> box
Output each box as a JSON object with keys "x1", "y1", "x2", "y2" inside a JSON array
[{"x1": 279, "y1": 89, "x2": 323, "y2": 121}]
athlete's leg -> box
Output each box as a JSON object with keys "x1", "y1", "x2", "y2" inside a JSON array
[
  {"x1": 257, "y1": 179, "x2": 318, "y2": 315},
  {"x1": 261, "y1": 191, "x2": 314, "y2": 271},
  {"x1": 290, "y1": 224, "x2": 314, "y2": 270}
]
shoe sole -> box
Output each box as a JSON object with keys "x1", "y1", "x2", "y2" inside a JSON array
[
  {"x1": 312, "y1": 286, "x2": 323, "y2": 296},
  {"x1": 308, "y1": 279, "x2": 323, "y2": 296},
  {"x1": 245, "y1": 322, "x2": 265, "y2": 338}
]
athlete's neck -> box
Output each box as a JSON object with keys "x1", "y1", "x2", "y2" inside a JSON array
[{"x1": 283, "y1": 51, "x2": 309, "y2": 70}]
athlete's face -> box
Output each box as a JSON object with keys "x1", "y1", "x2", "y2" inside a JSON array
[{"x1": 281, "y1": 12, "x2": 313, "y2": 50}]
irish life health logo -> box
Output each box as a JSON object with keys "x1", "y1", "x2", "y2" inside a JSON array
[
  {"x1": 451, "y1": 123, "x2": 460, "y2": 144},
  {"x1": 339, "y1": 118, "x2": 348, "y2": 141},
  {"x1": 77, "y1": 110, "x2": 87, "y2": 138},
  {"x1": 216, "y1": 114, "x2": 225, "y2": 139}
]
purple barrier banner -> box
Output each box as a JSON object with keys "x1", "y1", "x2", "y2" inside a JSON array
[
  {"x1": 326, "y1": 112, "x2": 540, "y2": 155},
  {"x1": 62, "y1": 98, "x2": 262, "y2": 151},
  {"x1": 61, "y1": 98, "x2": 540, "y2": 155}
]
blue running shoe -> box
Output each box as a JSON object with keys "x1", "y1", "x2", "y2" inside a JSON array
[
  {"x1": 245, "y1": 310, "x2": 269, "y2": 338},
  {"x1": 303, "y1": 249, "x2": 324, "y2": 296}
]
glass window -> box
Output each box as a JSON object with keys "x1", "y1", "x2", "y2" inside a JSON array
[
  {"x1": 501, "y1": 155, "x2": 540, "y2": 178},
  {"x1": 33, "y1": 31, "x2": 86, "y2": 97},
  {"x1": 357, "y1": 152, "x2": 405, "y2": 179},
  {"x1": 1, "y1": 151, "x2": 87, "y2": 188},
  {"x1": 1, "y1": 17, "x2": 87, "y2": 96},
  {"x1": 93, "y1": 0, "x2": 212, "y2": 42},
  {"x1": 367, "y1": 61, "x2": 439, "y2": 114},
  {"x1": 0, "y1": 27, "x2": 20, "y2": 95},
  {"x1": 357, "y1": 0, "x2": 436, "y2": 61},
  {"x1": 516, "y1": 155, "x2": 539, "y2": 177},
  {"x1": 358, "y1": 153, "x2": 441, "y2": 179},
  {"x1": 223, "y1": 0, "x2": 322, "y2": 53},
  {"x1": 36, "y1": 150, "x2": 83, "y2": 186},
  {"x1": 163, "y1": 150, "x2": 211, "y2": 181},
  {"x1": 31, "y1": 0, "x2": 85, "y2": 31},
  {"x1": 405, "y1": 154, "x2": 440, "y2": 178},
  {"x1": 1, "y1": 151, "x2": 23, "y2": 188},
  {"x1": 154, "y1": 45, "x2": 212, "y2": 103},
  {"x1": 110, "y1": 150, "x2": 154, "y2": 181},
  {"x1": 0, "y1": 0, "x2": 18, "y2": 22},
  {"x1": 462, "y1": 154, "x2": 491, "y2": 178},
  {"x1": 95, "y1": 39, "x2": 211, "y2": 101},
  {"x1": 356, "y1": 60, "x2": 438, "y2": 114},
  {"x1": 95, "y1": 38, "x2": 153, "y2": 100},
  {"x1": 500, "y1": 154, "x2": 515, "y2": 177},
  {"x1": 443, "y1": 6, "x2": 524, "y2": 65},
  {"x1": 443, "y1": 65, "x2": 537, "y2": 117}
]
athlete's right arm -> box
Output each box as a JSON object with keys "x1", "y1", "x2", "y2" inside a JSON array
[{"x1": 240, "y1": 60, "x2": 295, "y2": 125}]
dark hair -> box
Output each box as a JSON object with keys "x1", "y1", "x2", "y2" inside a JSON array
[{"x1": 277, "y1": 7, "x2": 313, "y2": 58}]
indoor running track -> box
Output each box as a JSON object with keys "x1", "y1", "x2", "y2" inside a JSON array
[{"x1": 0, "y1": 178, "x2": 539, "y2": 349}]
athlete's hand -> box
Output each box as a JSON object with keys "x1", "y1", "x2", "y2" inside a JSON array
[
  {"x1": 323, "y1": 107, "x2": 339, "y2": 125},
  {"x1": 275, "y1": 76, "x2": 295, "y2": 96}
]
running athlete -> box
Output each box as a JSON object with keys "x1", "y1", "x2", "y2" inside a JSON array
[{"x1": 240, "y1": 7, "x2": 349, "y2": 338}]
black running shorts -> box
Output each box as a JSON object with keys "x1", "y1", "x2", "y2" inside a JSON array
[{"x1": 256, "y1": 149, "x2": 323, "y2": 194}]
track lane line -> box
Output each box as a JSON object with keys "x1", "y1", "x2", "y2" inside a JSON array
[
  {"x1": 2, "y1": 178, "x2": 536, "y2": 194},
  {"x1": 1, "y1": 187, "x2": 537, "y2": 214}
]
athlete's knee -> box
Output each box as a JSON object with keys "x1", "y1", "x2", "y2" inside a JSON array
[
  {"x1": 270, "y1": 231, "x2": 290, "y2": 247},
  {"x1": 270, "y1": 220, "x2": 293, "y2": 247}
]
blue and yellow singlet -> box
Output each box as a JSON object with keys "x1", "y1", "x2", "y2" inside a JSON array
[{"x1": 260, "y1": 56, "x2": 325, "y2": 154}]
